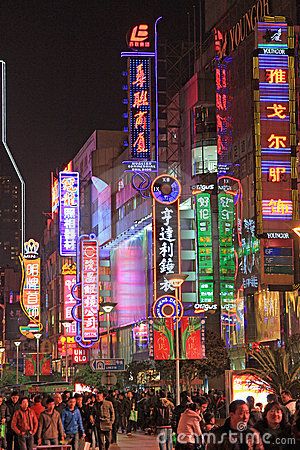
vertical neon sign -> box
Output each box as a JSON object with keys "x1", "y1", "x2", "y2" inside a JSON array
[
  {"x1": 19, "y1": 239, "x2": 42, "y2": 338},
  {"x1": 254, "y1": 19, "x2": 298, "y2": 233},
  {"x1": 195, "y1": 193, "x2": 215, "y2": 307},
  {"x1": 59, "y1": 171, "x2": 79, "y2": 256},
  {"x1": 81, "y1": 238, "x2": 99, "y2": 341}
]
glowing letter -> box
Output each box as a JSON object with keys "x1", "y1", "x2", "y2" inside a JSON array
[
  {"x1": 266, "y1": 103, "x2": 287, "y2": 119},
  {"x1": 267, "y1": 134, "x2": 287, "y2": 148}
]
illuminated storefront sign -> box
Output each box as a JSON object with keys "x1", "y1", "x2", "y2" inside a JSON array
[
  {"x1": 62, "y1": 263, "x2": 77, "y2": 337},
  {"x1": 214, "y1": 0, "x2": 270, "y2": 58},
  {"x1": 254, "y1": 19, "x2": 298, "y2": 234},
  {"x1": 19, "y1": 239, "x2": 42, "y2": 339},
  {"x1": 215, "y1": 60, "x2": 232, "y2": 160},
  {"x1": 128, "y1": 24, "x2": 150, "y2": 48},
  {"x1": 238, "y1": 219, "x2": 260, "y2": 290},
  {"x1": 59, "y1": 171, "x2": 80, "y2": 256},
  {"x1": 151, "y1": 175, "x2": 181, "y2": 300},
  {"x1": 152, "y1": 295, "x2": 183, "y2": 321},
  {"x1": 195, "y1": 193, "x2": 215, "y2": 308},
  {"x1": 81, "y1": 238, "x2": 99, "y2": 341}
]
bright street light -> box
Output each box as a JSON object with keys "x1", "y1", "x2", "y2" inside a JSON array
[
  {"x1": 101, "y1": 302, "x2": 117, "y2": 358},
  {"x1": 33, "y1": 333, "x2": 42, "y2": 383},
  {"x1": 165, "y1": 273, "x2": 188, "y2": 406},
  {"x1": 14, "y1": 342, "x2": 21, "y2": 384}
]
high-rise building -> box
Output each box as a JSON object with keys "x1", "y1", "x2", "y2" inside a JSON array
[{"x1": 0, "y1": 176, "x2": 21, "y2": 269}]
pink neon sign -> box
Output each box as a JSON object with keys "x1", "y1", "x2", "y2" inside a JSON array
[{"x1": 81, "y1": 239, "x2": 99, "y2": 341}]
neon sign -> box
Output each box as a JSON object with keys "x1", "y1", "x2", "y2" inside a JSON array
[
  {"x1": 195, "y1": 193, "x2": 215, "y2": 308},
  {"x1": 59, "y1": 171, "x2": 80, "y2": 256},
  {"x1": 63, "y1": 270, "x2": 77, "y2": 337},
  {"x1": 19, "y1": 239, "x2": 42, "y2": 339},
  {"x1": 215, "y1": 60, "x2": 232, "y2": 159},
  {"x1": 128, "y1": 24, "x2": 150, "y2": 49},
  {"x1": 254, "y1": 19, "x2": 298, "y2": 233},
  {"x1": 81, "y1": 238, "x2": 99, "y2": 341}
]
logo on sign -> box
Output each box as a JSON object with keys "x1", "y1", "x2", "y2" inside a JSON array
[{"x1": 128, "y1": 24, "x2": 150, "y2": 48}]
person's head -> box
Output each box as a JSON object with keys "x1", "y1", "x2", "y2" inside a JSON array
[
  {"x1": 229, "y1": 400, "x2": 250, "y2": 429},
  {"x1": 11, "y1": 391, "x2": 19, "y2": 404},
  {"x1": 203, "y1": 412, "x2": 216, "y2": 431},
  {"x1": 76, "y1": 395, "x2": 83, "y2": 407},
  {"x1": 267, "y1": 393, "x2": 277, "y2": 403},
  {"x1": 119, "y1": 393, "x2": 124, "y2": 400},
  {"x1": 264, "y1": 402, "x2": 285, "y2": 429},
  {"x1": 281, "y1": 390, "x2": 292, "y2": 404},
  {"x1": 46, "y1": 397, "x2": 55, "y2": 413},
  {"x1": 0, "y1": 395, "x2": 3, "y2": 406},
  {"x1": 256, "y1": 403, "x2": 263, "y2": 412},
  {"x1": 186, "y1": 403, "x2": 199, "y2": 413},
  {"x1": 246, "y1": 396, "x2": 255, "y2": 408},
  {"x1": 96, "y1": 392, "x2": 104, "y2": 402},
  {"x1": 127, "y1": 391, "x2": 133, "y2": 400},
  {"x1": 67, "y1": 397, "x2": 76, "y2": 411},
  {"x1": 198, "y1": 397, "x2": 208, "y2": 414},
  {"x1": 54, "y1": 393, "x2": 62, "y2": 405},
  {"x1": 34, "y1": 395, "x2": 42, "y2": 404},
  {"x1": 20, "y1": 397, "x2": 29, "y2": 410},
  {"x1": 159, "y1": 390, "x2": 166, "y2": 399}
]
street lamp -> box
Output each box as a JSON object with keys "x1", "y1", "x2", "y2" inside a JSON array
[
  {"x1": 33, "y1": 333, "x2": 42, "y2": 382},
  {"x1": 165, "y1": 273, "x2": 188, "y2": 406},
  {"x1": 0, "y1": 348, "x2": 5, "y2": 380},
  {"x1": 14, "y1": 342, "x2": 21, "y2": 384},
  {"x1": 60, "y1": 319, "x2": 73, "y2": 383},
  {"x1": 102, "y1": 302, "x2": 117, "y2": 358}
]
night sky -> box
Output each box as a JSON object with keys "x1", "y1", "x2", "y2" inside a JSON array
[{"x1": 0, "y1": 0, "x2": 198, "y2": 240}]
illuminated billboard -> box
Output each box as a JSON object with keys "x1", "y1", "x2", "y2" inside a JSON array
[
  {"x1": 81, "y1": 238, "x2": 99, "y2": 341},
  {"x1": 253, "y1": 19, "x2": 298, "y2": 234},
  {"x1": 62, "y1": 263, "x2": 77, "y2": 337},
  {"x1": 128, "y1": 58, "x2": 151, "y2": 159},
  {"x1": 19, "y1": 239, "x2": 42, "y2": 339},
  {"x1": 59, "y1": 171, "x2": 80, "y2": 256},
  {"x1": 195, "y1": 192, "x2": 215, "y2": 309},
  {"x1": 151, "y1": 175, "x2": 181, "y2": 301}
]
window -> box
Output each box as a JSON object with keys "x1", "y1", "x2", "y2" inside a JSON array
[{"x1": 192, "y1": 139, "x2": 217, "y2": 175}]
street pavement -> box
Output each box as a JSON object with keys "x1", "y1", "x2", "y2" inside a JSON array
[{"x1": 111, "y1": 431, "x2": 158, "y2": 449}]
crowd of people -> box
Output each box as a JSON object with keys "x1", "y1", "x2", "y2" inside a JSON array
[{"x1": 0, "y1": 388, "x2": 299, "y2": 450}]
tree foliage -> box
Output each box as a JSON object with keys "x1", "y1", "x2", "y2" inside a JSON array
[{"x1": 242, "y1": 340, "x2": 300, "y2": 396}]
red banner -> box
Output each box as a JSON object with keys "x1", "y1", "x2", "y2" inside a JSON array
[
  {"x1": 24, "y1": 354, "x2": 52, "y2": 376},
  {"x1": 153, "y1": 318, "x2": 174, "y2": 360},
  {"x1": 181, "y1": 317, "x2": 205, "y2": 360}
]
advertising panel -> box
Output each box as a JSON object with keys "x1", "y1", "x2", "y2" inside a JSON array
[
  {"x1": 153, "y1": 318, "x2": 174, "y2": 360},
  {"x1": 24, "y1": 354, "x2": 52, "y2": 376},
  {"x1": 254, "y1": 19, "x2": 298, "y2": 234},
  {"x1": 181, "y1": 317, "x2": 205, "y2": 360},
  {"x1": 81, "y1": 238, "x2": 99, "y2": 342},
  {"x1": 59, "y1": 171, "x2": 80, "y2": 257},
  {"x1": 19, "y1": 239, "x2": 42, "y2": 339}
]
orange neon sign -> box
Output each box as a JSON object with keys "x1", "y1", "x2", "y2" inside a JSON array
[{"x1": 129, "y1": 24, "x2": 150, "y2": 48}]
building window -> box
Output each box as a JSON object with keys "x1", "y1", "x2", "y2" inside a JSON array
[{"x1": 192, "y1": 139, "x2": 217, "y2": 175}]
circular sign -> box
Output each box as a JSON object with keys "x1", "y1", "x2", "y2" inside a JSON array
[
  {"x1": 151, "y1": 174, "x2": 181, "y2": 204},
  {"x1": 152, "y1": 295, "x2": 183, "y2": 321}
]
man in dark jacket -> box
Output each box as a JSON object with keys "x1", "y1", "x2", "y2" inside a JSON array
[
  {"x1": 61, "y1": 397, "x2": 85, "y2": 450},
  {"x1": 6, "y1": 391, "x2": 20, "y2": 450},
  {"x1": 90, "y1": 392, "x2": 115, "y2": 450},
  {"x1": 206, "y1": 400, "x2": 263, "y2": 450},
  {"x1": 124, "y1": 391, "x2": 136, "y2": 436},
  {"x1": 37, "y1": 397, "x2": 65, "y2": 445},
  {"x1": 11, "y1": 397, "x2": 38, "y2": 450}
]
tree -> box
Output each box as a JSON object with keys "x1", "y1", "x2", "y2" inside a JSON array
[
  {"x1": 124, "y1": 360, "x2": 159, "y2": 387},
  {"x1": 242, "y1": 341, "x2": 300, "y2": 396},
  {"x1": 0, "y1": 367, "x2": 27, "y2": 388}
]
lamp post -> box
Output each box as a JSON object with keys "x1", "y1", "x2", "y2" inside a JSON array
[
  {"x1": 0, "y1": 348, "x2": 5, "y2": 380},
  {"x1": 165, "y1": 273, "x2": 188, "y2": 406},
  {"x1": 102, "y1": 302, "x2": 117, "y2": 358},
  {"x1": 14, "y1": 342, "x2": 21, "y2": 384},
  {"x1": 60, "y1": 319, "x2": 73, "y2": 383},
  {"x1": 34, "y1": 333, "x2": 42, "y2": 382}
]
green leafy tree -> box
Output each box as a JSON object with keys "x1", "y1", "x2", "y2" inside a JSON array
[
  {"x1": 242, "y1": 341, "x2": 300, "y2": 396},
  {"x1": 0, "y1": 367, "x2": 27, "y2": 388}
]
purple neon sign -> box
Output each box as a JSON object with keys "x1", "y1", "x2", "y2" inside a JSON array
[{"x1": 59, "y1": 172, "x2": 80, "y2": 257}]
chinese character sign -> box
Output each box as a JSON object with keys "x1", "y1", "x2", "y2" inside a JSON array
[
  {"x1": 153, "y1": 318, "x2": 174, "y2": 360},
  {"x1": 195, "y1": 193, "x2": 215, "y2": 306},
  {"x1": 59, "y1": 172, "x2": 80, "y2": 256},
  {"x1": 19, "y1": 239, "x2": 42, "y2": 339},
  {"x1": 63, "y1": 274, "x2": 77, "y2": 337},
  {"x1": 181, "y1": 317, "x2": 205, "y2": 360},
  {"x1": 215, "y1": 60, "x2": 232, "y2": 163},
  {"x1": 81, "y1": 238, "x2": 99, "y2": 342},
  {"x1": 153, "y1": 201, "x2": 180, "y2": 299},
  {"x1": 128, "y1": 58, "x2": 151, "y2": 159},
  {"x1": 254, "y1": 20, "x2": 297, "y2": 233}
]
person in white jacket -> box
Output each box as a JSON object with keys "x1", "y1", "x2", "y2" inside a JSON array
[{"x1": 176, "y1": 403, "x2": 202, "y2": 449}]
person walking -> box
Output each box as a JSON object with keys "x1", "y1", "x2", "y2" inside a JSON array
[
  {"x1": 37, "y1": 397, "x2": 65, "y2": 445},
  {"x1": 154, "y1": 391, "x2": 174, "y2": 450},
  {"x1": 11, "y1": 397, "x2": 38, "y2": 450},
  {"x1": 90, "y1": 392, "x2": 115, "y2": 450},
  {"x1": 6, "y1": 391, "x2": 20, "y2": 450},
  {"x1": 30, "y1": 396, "x2": 44, "y2": 421},
  {"x1": 124, "y1": 391, "x2": 136, "y2": 436},
  {"x1": 54, "y1": 393, "x2": 66, "y2": 416},
  {"x1": 62, "y1": 397, "x2": 85, "y2": 450},
  {"x1": 176, "y1": 403, "x2": 202, "y2": 450}
]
